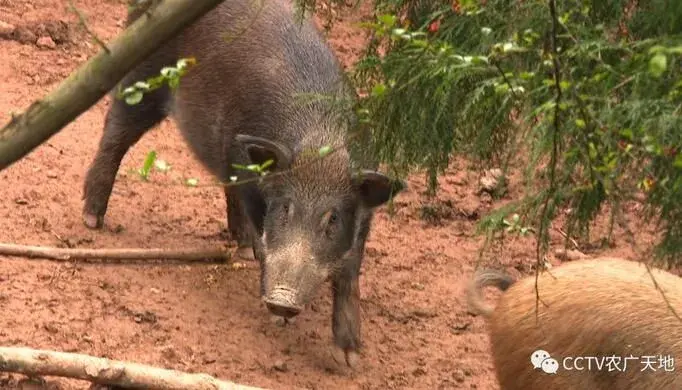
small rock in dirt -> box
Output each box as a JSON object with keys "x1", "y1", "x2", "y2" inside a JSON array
[
  {"x1": 37, "y1": 273, "x2": 51, "y2": 281},
  {"x1": 411, "y1": 308, "x2": 437, "y2": 318},
  {"x1": 453, "y1": 369, "x2": 466, "y2": 382},
  {"x1": 46, "y1": 171, "x2": 58, "y2": 179},
  {"x1": 555, "y1": 248, "x2": 588, "y2": 261},
  {"x1": 36, "y1": 36, "x2": 56, "y2": 49},
  {"x1": 0, "y1": 21, "x2": 15, "y2": 37},
  {"x1": 133, "y1": 310, "x2": 157, "y2": 324},
  {"x1": 411, "y1": 282, "x2": 425, "y2": 291},
  {"x1": 273, "y1": 360, "x2": 288, "y2": 372},
  {"x1": 412, "y1": 367, "x2": 427, "y2": 377},
  {"x1": 479, "y1": 168, "x2": 505, "y2": 193},
  {"x1": 43, "y1": 323, "x2": 59, "y2": 334},
  {"x1": 14, "y1": 198, "x2": 28, "y2": 205},
  {"x1": 450, "y1": 322, "x2": 470, "y2": 334}
]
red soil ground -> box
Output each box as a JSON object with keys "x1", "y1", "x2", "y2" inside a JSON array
[{"x1": 0, "y1": 1, "x2": 670, "y2": 389}]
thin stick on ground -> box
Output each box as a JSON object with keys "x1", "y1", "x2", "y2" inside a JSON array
[
  {"x1": 0, "y1": 346, "x2": 264, "y2": 390},
  {"x1": 551, "y1": 224, "x2": 580, "y2": 250},
  {"x1": 0, "y1": 243, "x2": 231, "y2": 263}
]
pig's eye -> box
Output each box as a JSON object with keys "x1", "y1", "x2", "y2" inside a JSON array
[
  {"x1": 328, "y1": 211, "x2": 338, "y2": 225},
  {"x1": 323, "y1": 210, "x2": 339, "y2": 238}
]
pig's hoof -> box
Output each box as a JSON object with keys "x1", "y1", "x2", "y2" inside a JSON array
[
  {"x1": 83, "y1": 212, "x2": 103, "y2": 229},
  {"x1": 330, "y1": 346, "x2": 360, "y2": 370},
  {"x1": 235, "y1": 246, "x2": 256, "y2": 260},
  {"x1": 270, "y1": 315, "x2": 296, "y2": 327}
]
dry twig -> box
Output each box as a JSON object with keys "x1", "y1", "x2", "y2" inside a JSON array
[{"x1": 0, "y1": 243, "x2": 231, "y2": 263}]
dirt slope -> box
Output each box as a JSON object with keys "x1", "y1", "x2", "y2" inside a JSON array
[{"x1": 0, "y1": 1, "x2": 665, "y2": 389}]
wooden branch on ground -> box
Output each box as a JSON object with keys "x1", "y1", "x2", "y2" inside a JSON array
[
  {"x1": 0, "y1": 346, "x2": 265, "y2": 390},
  {"x1": 0, "y1": 243, "x2": 231, "y2": 263},
  {"x1": 0, "y1": 0, "x2": 227, "y2": 172}
]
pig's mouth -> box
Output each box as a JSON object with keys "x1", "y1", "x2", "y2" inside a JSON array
[{"x1": 263, "y1": 286, "x2": 304, "y2": 318}]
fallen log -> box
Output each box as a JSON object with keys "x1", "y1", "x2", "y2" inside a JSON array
[
  {"x1": 0, "y1": 346, "x2": 265, "y2": 389},
  {"x1": 0, "y1": 243, "x2": 231, "y2": 263}
]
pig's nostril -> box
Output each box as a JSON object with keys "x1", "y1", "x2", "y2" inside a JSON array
[{"x1": 264, "y1": 299, "x2": 302, "y2": 318}]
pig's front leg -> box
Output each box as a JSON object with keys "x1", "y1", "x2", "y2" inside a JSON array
[{"x1": 330, "y1": 256, "x2": 362, "y2": 369}]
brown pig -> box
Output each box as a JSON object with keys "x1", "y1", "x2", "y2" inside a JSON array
[{"x1": 467, "y1": 257, "x2": 682, "y2": 389}]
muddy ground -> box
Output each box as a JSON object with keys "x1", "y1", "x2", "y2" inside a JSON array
[{"x1": 0, "y1": 0, "x2": 669, "y2": 389}]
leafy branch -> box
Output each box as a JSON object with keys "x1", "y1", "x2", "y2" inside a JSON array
[{"x1": 117, "y1": 57, "x2": 197, "y2": 105}]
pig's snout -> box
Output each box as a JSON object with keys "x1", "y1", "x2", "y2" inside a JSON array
[{"x1": 264, "y1": 287, "x2": 303, "y2": 318}]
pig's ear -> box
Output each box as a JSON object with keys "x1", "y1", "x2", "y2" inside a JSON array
[
  {"x1": 352, "y1": 170, "x2": 407, "y2": 208},
  {"x1": 234, "y1": 134, "x2": 293, "y2": 170}
]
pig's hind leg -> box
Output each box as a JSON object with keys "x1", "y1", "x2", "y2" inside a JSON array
[{"x1": 82, "y1": 59, "x2": 172, "y2": 229}]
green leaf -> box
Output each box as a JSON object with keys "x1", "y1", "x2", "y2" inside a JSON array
[
  {"x1": 674, "y1": 154, "x2": 682, "y2": 169},
  {"x1": 141, "y1": 151, "x2": 157, "y2": 178},
  {"x1": 134, "y1": 81, "x2": 150, "y2": 90},
  {"x1": 160, "y1": 67, "x2": 176, "y2": 77},
  {"x1": 125, "y1": 91, "x2": 144, "y2": 105},
  {"x1": 318, "y1": 145, "x2": 333, "y2": 157},
  {"x1": 648, "y1": 53, "x2": 667, "y2": 78},
  {"x1": 619, "y1": 128, "x2": 634, "y2": 141},
  {"x1": 575, "y1": 119, "x2": 586, "y2": 128},
  {"x1": 377, "y1": 14, "x2": 396, "y2": 27},
  {"x1": 260, "y1": 159, "x2": 274, "y2": 170},
  {"x1": 177, "y1": 58, "x2": 195, "y2": 69},
  {"x1": 371, "y1": 83, "x2": 387, "y2": 98}
]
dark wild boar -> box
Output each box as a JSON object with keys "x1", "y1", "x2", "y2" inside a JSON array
[
  {"x1": 82, "y1": 0, "x2": 406, "y2": 366},
  {"x1": 467, "y1": 257, "x2": 682, "y2": 389}
]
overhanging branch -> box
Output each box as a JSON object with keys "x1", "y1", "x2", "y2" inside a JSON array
[{"x1": 0, "y1": 0, "x2": 227, "y2": 172}]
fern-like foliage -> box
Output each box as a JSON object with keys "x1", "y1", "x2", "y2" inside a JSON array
[{"x1": 296, "y1": 0, "x2": 682, "y2": 266}]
